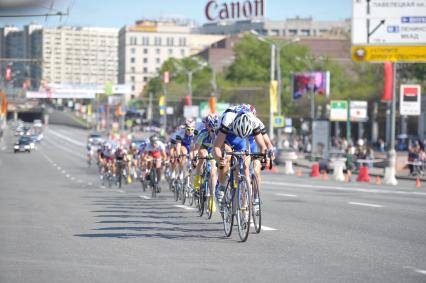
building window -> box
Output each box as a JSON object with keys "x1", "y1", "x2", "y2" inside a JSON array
[
  {"x1": 131, "y1": 48, "x2": 135, "y2": 54},
  {"x1": 143, "y1": 58, "x2": 148, "y2": 64},
  {"x1": 131, "y1": 76, "x2": 135, "y2": 82},
  {"x1": 178, "y1": 37, "x2": 186, "y2": 46},
  {"x1": 129, "y1": 36, "x2": 137, "y2": 45},
  {"x1": 143, "y1": 77, "x2": 148, "y2": 82},
  {"x1": 156, "y1": 58, "x2": 161, "y2": 64},
  {"x1": 130, "y1": 57, "x2": 135, "y2": 63},
  {"x1": 131, "y1": 67, "x2": 135, "y2": 73},
  {"x1": 143, "y1": 67, "x2": 148, "y2": 73},
  {"x1": 166, "y1": 37, "x2": 174, "y2": 46},
  {"x1": 168, "y1": 49, "x2": 173, "y2": 55},
  {"x1": 143, "y1": 48, "x2": 148, "y2": 54},
  {"x1": 155, "y1": 67, "x2": 160, "y2": 73},
  {"x1": 154, "y1": 37, "x2": 162, "y2": 46},
  {"x1": 131, "y1": 85, "x2": 135, "y2": 91},
  {"x1": 142, "y1": 36, "x2": 150, "y2": 45},
  {"x1": 180, "y1": 49, "x2": 185, "y2": 56},
  {"x1": 156, "y1": 48, "x2": 160, "y2": 55}
]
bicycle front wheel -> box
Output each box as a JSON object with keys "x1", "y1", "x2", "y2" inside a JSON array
[
  {"x1": 151, "y1": 169, "x2": 157, "y2": 198},
  {"x1": 198, "y1": 182, "x2": 205, "y2": 217},
  {"x1": 236, "y1": 176, "x2": 251, "y2": 242},
  {"x1": 251, "y1": 174, "x2": 261, "y2": 233},
  {"x1": 222, "y1": 182, "x2": 234, "y2": 237}
]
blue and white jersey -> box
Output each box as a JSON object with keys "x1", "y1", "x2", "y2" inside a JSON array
[
  {"x1": 175, "y1": 128, "x2": 195, "y2": 149},
  {"x1": 219, "y1": 106, "x2": 264, "y2": 137}
]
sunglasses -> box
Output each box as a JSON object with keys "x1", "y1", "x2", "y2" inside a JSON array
[{"x1": 186, "y1": 128, "x2": 194, "y2": 132}]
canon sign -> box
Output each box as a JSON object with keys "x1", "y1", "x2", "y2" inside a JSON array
[{"x1": 205, "y1": 0, "x2": 265, "y2": 21}]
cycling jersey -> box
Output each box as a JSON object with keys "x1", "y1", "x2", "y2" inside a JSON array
[
  {"x1": 218, "y1": 106, "x2": 264, "y2": 150},
  {"x1": 175, "y1": 128, "x2": 195, "y2": 152},
  {"x1": 196, "y1": 130, "x2": 215, "y2": 153},
  {"x1": 145, "y1": 141, "x2": 166, "y2": 159},
  {"x1": 194, "y1": 121, "x2": 205, "y2": 136}
]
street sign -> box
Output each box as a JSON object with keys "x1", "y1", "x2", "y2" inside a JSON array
[
  {"x1": 330, "y1": 100, "x2": 348, "y2": 121},
  {"x1": 352, "y1": 45, "x2": 426, "y2": 62},
  {"x1": 400, "y1": 85, "x2": 421, "y2": 116},
  {"x1": 273, "y1": 115, "x2": 285, "y2": 128},
  {"x1": 350, "y1": 100, "x2": 368, "y2": 122},
  {"x1": 166, "y1": 106, "x2": 174, "y2": 115},
  {"x1": 184, "y1": 105, "x2": 199, "y2": 119},
  {"x1": 352, "y1": 0, "x2": 426, "y2": 62},
  {"x1": 284, "y1": 118, "x2": 293, "y2": 133}
]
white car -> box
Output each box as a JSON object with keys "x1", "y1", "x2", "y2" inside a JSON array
[{"x1": 33, "y1": 119, "x2": 43, "y2": 128}]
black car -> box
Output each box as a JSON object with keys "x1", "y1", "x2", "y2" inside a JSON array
[{"x1": 14, "y1": 137, "x2": 32, "y2": 153}]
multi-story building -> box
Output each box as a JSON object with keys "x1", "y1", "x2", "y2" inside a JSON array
[
  {"x1": 118, "y1": 19, "x2": 224, "y2": 99},
  {"x1": 198, "y1": 17, "x2": 351, "y2": 38},
  {"x1": 0, "y1": 25, "x2": 118, "y2": 90}
]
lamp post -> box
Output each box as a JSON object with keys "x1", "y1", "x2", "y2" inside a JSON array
[
  {"x1": 250, "y1": 30, "x2": 299, "y2": 145},
  {"x1": 173, "y1": 57, "x2": 207, "y2": 106}
]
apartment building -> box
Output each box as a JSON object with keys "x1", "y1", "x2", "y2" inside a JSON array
[{"x1": 118, "y1": 19, "x2": 224, "y2": 98}]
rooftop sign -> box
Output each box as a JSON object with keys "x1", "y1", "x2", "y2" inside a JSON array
[{"x1": 205, "y1": 0, "x2": 265, "y2": 21}]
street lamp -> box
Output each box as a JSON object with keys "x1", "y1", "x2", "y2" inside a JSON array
[
  {"x1": 173, "y1": 57, "x2": 208, "y2": 106},
  {"x1": 250, "y1": 30, "x2": 299, "y2": 145}
]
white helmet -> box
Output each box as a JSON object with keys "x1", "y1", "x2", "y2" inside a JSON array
[{"x1": 233, "y1": 113, "x2": 253, "y2": 138}]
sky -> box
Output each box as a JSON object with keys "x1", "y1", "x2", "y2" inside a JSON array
[{"x1": 0, "y1": 0, "x2": 352, "y2": 28}]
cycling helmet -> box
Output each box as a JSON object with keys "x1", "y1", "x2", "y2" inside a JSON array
[
  {"x1": 233, "y1": 113, "x2": 253, "y2": 138},
  {"x1": 204, "y1": 114, "x2": 218, "y2": 130},
  {"x1": 149, "y1": 135, "x2": 159, "y2": 144},
  {"x1": 185, "y1": 119, "x2": 196, "y2": 129}
]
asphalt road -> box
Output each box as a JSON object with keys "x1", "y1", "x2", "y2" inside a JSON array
[{"x1": 1, "y1": 125, "x2": 425, "y2": 283}]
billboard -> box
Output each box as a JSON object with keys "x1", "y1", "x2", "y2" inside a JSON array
[
  {"x1": 400, "y1": 85, "x2": 421, "y2": 116},
  {"x1": 291, "y1": 72, "x2": 330, "y2": 100}
]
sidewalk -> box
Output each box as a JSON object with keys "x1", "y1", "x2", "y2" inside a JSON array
[{"x1": 289, "y1": 152, "x2": 426, "y2": 182}]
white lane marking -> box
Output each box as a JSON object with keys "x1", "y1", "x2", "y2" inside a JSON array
[
  {"x1": 174, "y1": 205, "x2": 196, "y2": 210},
  {"x1": 62, "y1": 170, "x2": 66, "y2": 174},
  {"x1": 263, "y1": 180, "x2": 426, "y2": 196},
  {"x1": 66, "y1": 174, "x2": 71, "y2": 178},
  {"x1": 88, "y1": 182, "x2": 93, "y2": 186},
  {"x1": 404, "y1": 266, "x2": 426, "y2": 275},
  {"x1": 250, "y1": 223, "x2": 277, "y2": 231},
  {"x1": 43, "y1": 137, "x2": 84, "y2": 160},
  {"x1": 1, "y1": 146, "x2": 6, "y2": 151},
  {"x1": 71, "y1": 177, "x2": 76, "y2": 181},
  {"x1": 140, "y1": 195, "x2": 151, "y2": 200},
  {"x1": 348, "y1": 202, "x2": 384, "y2": 208},
  {"x1": 100, "y1": 186, "x2": 106, "y2": 189},
  {"x1": 117, "y1": 190, "x2": 124, "y2": 193},
  {"x1": 276, "y1": 193, "x2": 298, "y2": 198},
  {"x1": 57, "y1": 166, "x2": 62, "y2": 170},
  {"x1": 47, "y1": 129, "x2": 86, "y2": 147}
]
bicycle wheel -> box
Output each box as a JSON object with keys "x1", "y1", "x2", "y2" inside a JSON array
[
  {"x1": 151, "y1": 169, "x2": 157, "y2": 198},
  {"x1": 222, "y1": 181, "x2": 234, "y2": 237},
  {"x1": 236, "y1": 176, "x2": 251, "y2": 242},
  {"x1": 251, "y1": 174, "x2": 261, "y2": 233},
  {"x1": 198, "y1": 181, "x2": 205, "y2": 217},
  {"x1": 174, "y1": 180, "x2": 180, "y2": 201},
  {"x1": 181, "y1": 178, "x2": 187, "y2": 205},
  {"x1": 187, "y1": 182, "x2": 194, "y2": 206}
]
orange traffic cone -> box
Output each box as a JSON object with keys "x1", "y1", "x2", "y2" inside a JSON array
[
  {"x1": 296, "y1": 169, "x2": 302, "y2": 177},
  {"x1": 375, "y1": 176, "x2": 382, "y2": 185},
  {"x1": 322, "y1": 171, "x2": 329, "y2": 181},
  {"x1": 416, "y1": 177, "x2": 421, "y2": 188}
]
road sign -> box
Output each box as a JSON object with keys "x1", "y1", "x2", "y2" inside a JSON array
[
  {"x1": 273, "y1": 115, "x2": 285, "y2": 128},
  {"x1": 330, "y1": 100, "x2": 348, "y2": 121},
  {"x1": 350, "y1": 100, "x2": 368, "y2": 122},
  {"x1": 352, "y1": 45, "x2": 426, "y2": 62},
  {"x1": 352, "y1": 0, "x2": 426, "y2": 62},
  {"x1": 400, "y1": 85, "x2": 421, "y2": 116},
  {"x1": 183, "y1": 105, "x2": 199, "y2": 119},
  {"x1": 284, "y1": 118, "x2": 293, "y2": 133}
]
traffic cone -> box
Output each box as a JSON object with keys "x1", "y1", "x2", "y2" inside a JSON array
[
  {"x1": 416, "y1": 177, "x2": 421, "y2": 188},
  {"x1": 310, "y1": 164, "x2": 320, "y2": 177},
  {"x1": 322, "y1": 171, "x2": 329, "y2": 181},
  {"x1": 296, "y1": 169, "x2": 302, "y2": 177},
  {"x1": 375, "y1": 176, "x2": 382, "y2": 185}
]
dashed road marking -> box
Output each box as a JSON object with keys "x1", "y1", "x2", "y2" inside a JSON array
[
  {"x1": 348, "y1": 202, "x2": 384, "y2": 208},
  {"x1": 88, "y1": 182, "x2": 93, "y2": 186},
  {"x1": 276, "y1": 193, "x2": 298, "y2": 198},
  {"x1": 250, "y1": 223, "x2": 277, "y2": 231},
  {"x1": 66, "y1": 174, "x2": 71, "y2": 178},
  {"x1": 117, "y1": 189, "x2": 124, "y2": 193},
  {"x1": 62, "y1": 170, "x2": 66, "y2": 174},
  {"x1": 140, "y1": 195, "x2": 151, "y2": 200},
  {"x1": 174, "y1": 205, "x2": 196, "y2": 210},
  {"x1": 404, "y1": 266, "x2": 426, "y2": 275}
]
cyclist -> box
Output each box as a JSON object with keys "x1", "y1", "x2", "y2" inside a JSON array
[
  {"x1": 193, "y1": 114, "x2": 218, "y2": 209},
  {"x1": 143, "y1": 135, "x2": 167, "y2": 191},
  {"x1": 169, "y1": 125, "x2": 184, "y2": 180},
  {"x1": 113, "y1": 144, "x2": 127, "y2": 179},
  {"x1": 213, "y1": 105, "x2": 267, "y2": 203},
  {"x1": 175, "y1": 119, "x2": 197, "y2": 179}
]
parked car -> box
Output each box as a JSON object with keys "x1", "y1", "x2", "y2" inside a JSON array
[{"x1": 88, "y1": 133, "x2": 103, "y2": 145}]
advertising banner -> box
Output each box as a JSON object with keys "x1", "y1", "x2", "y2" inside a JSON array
[
  {"x1": 292, "y1": 72, "x2": 330, "y2": 100},
  {"x1": 400, "y1": 85, "x2": 421, "y2": 115}
]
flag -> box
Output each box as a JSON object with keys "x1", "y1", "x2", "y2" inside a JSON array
[{"x1": 270, "y1": 80, "x2": 278, "y2": 113}]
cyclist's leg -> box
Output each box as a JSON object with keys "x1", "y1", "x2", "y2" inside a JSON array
[
  {"x1": 180, "y1": 146, "x2": 189, "y2": 178},
  {"x1": 155, "y1": 158, "x2": 162, "y2": 183},
  {"x1": 194, "y1": 148, "x2": 207, "y2": 191}
]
